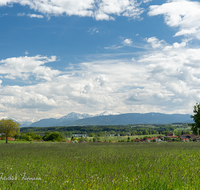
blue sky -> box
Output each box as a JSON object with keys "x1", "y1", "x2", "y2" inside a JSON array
[{"x1": 0, "y1": 0, "x2": 200, "y2": 122}]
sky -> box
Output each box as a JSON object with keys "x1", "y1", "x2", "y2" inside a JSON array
[{"x1": 0, "y1": 0, "x2": 200, "y2": 122}]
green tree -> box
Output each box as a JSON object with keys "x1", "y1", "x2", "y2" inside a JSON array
[
  {"x1": 143, "y1": 130, "x2": 149, "y2": 135},
  {"x1": 43, "y1": 131, "x2": 61, "y2": 141},
  {"x1": 189, "y1": 103, "x2": 200, "y2": 135},
  {"x1": 89, "y1": 132, "x2": 95, "y2": 137},
  {"x1": 93, "y1": 137, "x2": 97, "y2": 142},
  {"x1": 0, "y1": 119, "x2": 20, "y2": 143}
]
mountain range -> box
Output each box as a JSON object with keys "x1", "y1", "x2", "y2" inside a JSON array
[{"x1": 20, "y1": 112, "x2": 193, "y2": 127}]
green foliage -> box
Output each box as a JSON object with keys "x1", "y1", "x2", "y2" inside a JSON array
[
  {"x1": 143, "y1": 130, "x2": 149, "y2": 135},
  {"x1": 176, "y1": 138, "x2": 180, "y2": 142},
  {"x1": 20, "y1": 123, "x2": 191, "y2": 140},
  {"x1": 0, "y1": 119, "x2": 20, "y2": 143},
  {"x1": 189, "y1": 102, "x2": 200, "y2": 135},
  {"x1": 43, "y1": 131, "x2": 62, "y2": 141},
  {"x1": 78, "y1": 136, "x2": 88, "y2": 142},
  {"x1": 89, "y1": 132, "x2": 95, "y2": 137},
  {"x1": 93, "y1": 137, "x2": 97, "y2": 142},
  {"x1": 15, "y1": 132, "x2": 42, "y2": 141}
]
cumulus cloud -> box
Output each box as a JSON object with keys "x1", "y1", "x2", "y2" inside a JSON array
[
  {"x1": 0, "y1": 55, "x2": 60, "y2": 81},
  {"x1": 148, "y1": 0, "x2": 200, "y2": 39},
  {"x1": 95, "y1": 74, "x2": 109, "y2": 87},
  {"x1": 146, "y1": 37, "x2": 165, "y2": 49},
  {"x1": 2, "y1": 0, "x2": 145, "y2": 20},
  {"x1": 123, "y1": 38, "x2": 133, "y2": 46},
  {"x1": 0, "y1": 86, "x2": 56, "y2": 110},
  {"x1": 105, "y1": 38, "x2": 133, "y2": 49},
  {"x1": 2, "y1": 38, "x2": 200, "y2": 120}
]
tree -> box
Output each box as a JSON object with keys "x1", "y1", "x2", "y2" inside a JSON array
[
  {"x1": 89, "y1": 132, "x2": 95, "y2": 137},
  {"x1": 43, "y1": 131, "x2": 61, "y2": 141},
  {"x1": 189, "y1": 103, "x2": 200, "y2": 135},
  {"x1": 0, "y1": 119, "x2": 20, "y2": 143}
]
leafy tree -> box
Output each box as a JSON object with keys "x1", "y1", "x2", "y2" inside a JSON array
[
  {"x1": 152, "y1": 130, "x2": 157, "y2": 134},
  {"x1": 143, "y1": 130, "x2": 149, "y2": 135},
  {"x1": 93, "y1": 137, "x2": 97, "y2": 142},
  {"x1": 189, "y1": 102, "x2": 200, "y2": 135},
  {"x1": 0, "y1": 119, "x2": 20, "y2": 143},
  {"x1": 59, "y1": 132, "x2": 66, "y2": 140},
  {"x1": 96, "y1": 133, "x2": 101, "y2": 137},
  {"x1": 43, "y1": 131, "x2": 61, "y2": 141},
  {"x1": 89, "y1": 132, "x2": 95, "y2": 137},
  {"x1": 65, "y1": 132, "x2": 72, "y2": 137},
  {"x1": 138, "y1": 131, "x2": 143, "y2": 135},
  {"x1": 131, "y1": 130, "x2": 137, "y2": 135}
]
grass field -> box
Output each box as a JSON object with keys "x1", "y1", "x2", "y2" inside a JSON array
[{"x1": 1, "y1": 142, "x2": 200, "y2": 189}]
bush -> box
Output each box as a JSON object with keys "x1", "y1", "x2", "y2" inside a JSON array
[
  {"x1": 93, "y1": 137, "x2": 97, "y2": 142},
  {"x1": 43, "y1": 132, "x2": 62, "y2": 141}
]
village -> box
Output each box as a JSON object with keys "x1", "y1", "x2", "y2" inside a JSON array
[{"x1": 134, "y1": 132, "x2": 200, "y2": 143}]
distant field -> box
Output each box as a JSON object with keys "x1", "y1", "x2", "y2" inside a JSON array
[
  {"x1": 66, "y1": 134, "x2": 164, "y2": 141},
  {"x1": 99, "y1": 134, "x2": 164, "y2": 141},
  {"x1": 1, "y1": 142, "x2": 200, "y2": 189},
  {"x1": 175, "y1": 127, "x2": 191, "y2": 131}
]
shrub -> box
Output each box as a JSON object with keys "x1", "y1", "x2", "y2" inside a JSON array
[{"x1": 43, "y1": 132, "x2": 62, "y2": 141}]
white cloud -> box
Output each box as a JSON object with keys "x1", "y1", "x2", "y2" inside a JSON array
[
  {"x1": 2, "y1": 38, "x2": 200, "y2": 120},
  {"x1": 2, "y1": 0, "x2": 145, "y2": 20},
  {"x1": 148, "y1": 0, "x2": 200, "y2": 39},
  {"x1": 25, "y1": 51, "x2": 29, "y2": 55},
  {"x1": 104, "y1": 45, "x2": 123, "y2": 49},
  {"x1": 105, "y1": 38, "x2": 133, "y2": 50},
  {"x1": 27, "y1": 14, "x2": 44, "y2": 18},
  {"x1": 146, "y1": 37, "x2": 165, "y2": 49},
  {"x1": 0, "y1": 86, "x2": 57, "y2": 110},
  {"x1": 17, "y1": 13, "x2": 44, "y2": 18},
  {"x1": 95, "y1": 74, "x2": 109, "y2": 87},
  {"x1": 143, "y1": 0, "x2": 152, "y2": 3},
  {"x1": 0, "y1": 55, "x2": 60, "y2": 81},
  {"x1": 88, "y1": 27, "x2": 99, "y2": 34},
  {"x1": 17, "y1": 12, "x2": 25, "y2": 16},
  {"x1": 123, "y1": 38, "x2": 133, "y2": 46}
]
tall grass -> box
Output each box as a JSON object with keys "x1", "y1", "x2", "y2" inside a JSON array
[{"x1": 0, "y1": 142, "x2": 200, "y2": 189}]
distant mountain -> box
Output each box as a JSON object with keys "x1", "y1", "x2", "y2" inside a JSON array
[
  {"x1": 28, "y1": 112, "x2": 92, "y2": 127},
  {"x1": 27, "y1": 112, "x2": 193, "y2": 127},
  {"x1": 95, "y1": 111, "x2": 121, "y2": 117},
  {"x1": 15, "y1": 120, "x2": 33, "y2": 128},
  {"x1": 67, "y1": 113, "x2": 193, "y2": 126}
]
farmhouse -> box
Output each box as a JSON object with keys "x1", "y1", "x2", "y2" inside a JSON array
[
  {"x1": 180, "y1": 134, "x2": 196, "y2": 139},
  {"x1": 146, "y1": 137, "x2": 162, "y2": 142},
  {"x1": 163, "y1": 131, "x2": 178, "y2": 141}
]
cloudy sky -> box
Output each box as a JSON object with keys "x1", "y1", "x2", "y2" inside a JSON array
[{"x1": 0, "y1": 0, "x2": 200, "y2": 122}]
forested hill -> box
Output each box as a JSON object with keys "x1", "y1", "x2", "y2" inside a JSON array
[{"x1": 20, "y1": 123, "x2": 190, "y2": 136}]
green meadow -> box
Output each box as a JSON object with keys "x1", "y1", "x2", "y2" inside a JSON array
[{"x1": 0, "y1": 142, "x2": 200, "y2": 190}]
